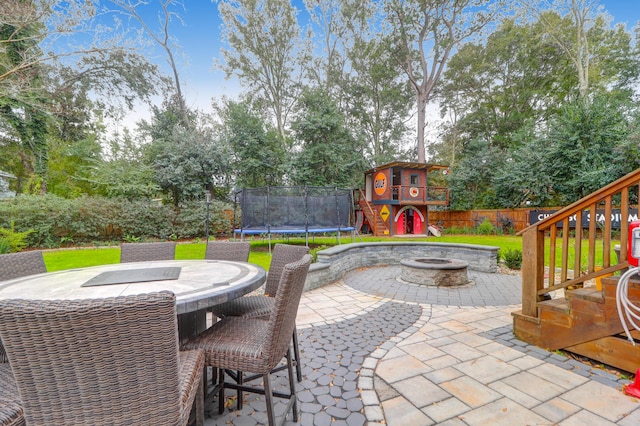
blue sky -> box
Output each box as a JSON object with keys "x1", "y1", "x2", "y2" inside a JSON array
[{"x1": 123, "y1": 0, "x2": 640, "y2": 127}]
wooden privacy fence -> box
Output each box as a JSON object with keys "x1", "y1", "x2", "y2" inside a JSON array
[
  {"x1": 429, "y1": 209, "x2": 531, "y2": 232},
  {"x1": 431, "y1": 206, "x2": 638, "y2": 235}
]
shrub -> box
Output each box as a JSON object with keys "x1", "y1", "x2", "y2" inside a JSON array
[
  {"x1": 442, "y1": 226, "x2": 469, "y2": 235},
  {"x1": 476, "y1": 218, "x2": 495, "y2": 235},
  {"x1": 0, "y1": 221, "x2": 32, "y2": 252},
  {"x1": 0, "y1": 194, "x2": 233, "y2": 248},
  {"x1": 309, "y1": 245, "x2": 329, "y2": 262},
  {"x1": 502, "y1": 248, "x2": 523, "y2": 270},
  {"x1": 0, "y1": 238, "x2": 11, "y2": 254}
]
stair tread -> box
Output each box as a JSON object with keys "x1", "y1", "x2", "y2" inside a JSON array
[
  {"x1": 538, "y1": 297, "x2": 568, "y2": 311},
  {"x1": 567, "y1": 287, "x2": 605, "y2": 303}
]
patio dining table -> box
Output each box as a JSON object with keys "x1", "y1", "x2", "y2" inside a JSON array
[{"x1": 0, "y1": 259, "x2": 266, "y2": 341}]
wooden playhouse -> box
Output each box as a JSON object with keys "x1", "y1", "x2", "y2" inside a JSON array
[{"x1": 357, "y1": 162, "x2": 449, "y2": 236}]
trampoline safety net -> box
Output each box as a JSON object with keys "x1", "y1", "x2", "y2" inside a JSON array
[{"x1": 234, "y1": 186, "x2": 354, "y2": 236}]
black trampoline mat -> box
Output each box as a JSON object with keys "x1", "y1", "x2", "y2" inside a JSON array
[{"x1": 81, "y1": 267, "x2": 182, "y2": 287}]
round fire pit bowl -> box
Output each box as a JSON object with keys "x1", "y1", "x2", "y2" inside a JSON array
[{"x1": 400, "y1": 257, "x2": 471, "y2": 287}]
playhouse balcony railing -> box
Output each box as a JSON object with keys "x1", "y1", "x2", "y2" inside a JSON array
[
  {"x1": 391, "y1": 185, "x2": 449, "y2": 205},
  {"x1": 518, "y1": 169, "x2": 640, "y2": 318}
]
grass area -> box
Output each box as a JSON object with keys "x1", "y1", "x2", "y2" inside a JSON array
[
  {"x1": 40, "y1": 233, "x2": 619, "y2": 273},
  {"x1": 42, "y1": 234, "x2": 518, "y2": 272}
]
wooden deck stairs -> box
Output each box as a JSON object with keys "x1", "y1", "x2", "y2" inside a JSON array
[
  {"x1": 513, "y1": 168, "x2": 640, "y2": 374},
  {"x1": 513, "y1": 275, "x2": 640, "y2": 373}
]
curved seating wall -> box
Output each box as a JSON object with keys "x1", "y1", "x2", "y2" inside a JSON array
[{"x1": 305, "y1": 242, "x2": 499, "y2": 291}]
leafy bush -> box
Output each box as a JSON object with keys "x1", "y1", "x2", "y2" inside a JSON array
[
  {"x1": 476, "y1": 217, "x2": 495, "y2": 235},
  {"x1": 0, "y1": 221, "x2": 32, "y2": 252},
  {"x1": 0, "y1": 194, "x2": 233, "y2": 248},
  {"x1": 501, "y1": 248, "x2": 523, "y2": 270},
  {"x1": 0, "y1": 238, "x2": 10, "y2": 254},
  {"x1": 442, "y1": 226, "x2": 472, "y2": 235},
  {"x1": 309, "y1": 245, "x2": 329, "y2": 262}
]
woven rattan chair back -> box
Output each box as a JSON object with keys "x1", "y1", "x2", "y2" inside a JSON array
[
  {"x1": 120, "y1": 241, "x2": 176, "y2": 263},
  {"x1": 205, "y1": 241, "x2": 250, "y2": 262},
  {"x1": 263, "y1": 254, "x2": 312, "y2": 368},
  {"x1": 0, "y1": 250, "x2": 47, "y2": 365},
  {"x1": 0, "y1": 251, "x2": 46, "y2": 282},
  {"x1": 0, "y1": 363, "x2": 24, "y2": 426},
  {"x1": 264, "y1": 244, "x2": 309, "y2": 296},
  {"x1": 0, "y1": 292, "x2": 199, "y2": 426}
]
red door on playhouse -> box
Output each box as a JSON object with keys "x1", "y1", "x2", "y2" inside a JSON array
[
  {"x1": 397, "y1": 209, "x2": 423, "y2": 235},
  {"x1": 396, "y1": 211, "x2": 405, "y2": 235},
  {"x1": 413, "y1": 212, "x2": 422, "y2": 234}
]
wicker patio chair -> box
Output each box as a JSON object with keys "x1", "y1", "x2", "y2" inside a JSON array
[
  {"x1": 0, "y1": 292, "x2": 204, "y2": 426},
  {"x1": 184, "y1": 255, "x2": 312, "y2": 426},
  {"x1": 0, "y1": 251, "x2": 46, "y2": 282},
  {"x1": 0, "y1": 364, "x2": 24, "y2": 426},
  {"x1": 204, "y1": 241, "x2": 250, "y2": 262},
  {"x1": 120, "y1": 241, "x2": 177, "y2": 263},
  {"x1": 0, "y1": 250, "x2": 47, "y2": 365},
  {"x1": 209, "y1": 244, "x2": 310, "y2": 383}
]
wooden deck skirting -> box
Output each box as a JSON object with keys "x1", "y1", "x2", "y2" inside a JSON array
[{"x1": 304, "y1": 242, "x2": 498, "y2": 291}]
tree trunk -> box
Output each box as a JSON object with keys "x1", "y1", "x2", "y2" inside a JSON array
[{"x1": 416, "y1": 93, "x2": 427, "y2": 163}]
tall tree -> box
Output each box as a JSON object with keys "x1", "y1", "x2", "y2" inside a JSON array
[
  {"x1": 87, "y1": 128, "x2": 160, "y2": 199},
  {"x1": 383, "y1": 0, "x2": 500, "y2": 163},
  {"x1": 290, "y1": 88, "x2": 367, "y2": 188},
  {"x1": 216, "y1": 0, "x2": 303, "y2": 142},
  {"x1": 302, "y1": 0, "x2": 370, "y2": 94},
  {"x1": 0, "y1": 1, "x2": 50, "y2": 193},
  {"x1": 493, "y1": 94, "x2": 639, "y2": 207},
  {"x1": 515, "y1": 0, "x2": 638, "y2": 99},
  {"x1": 515, "y1": 0, "x2": 595, "y2": 99},
  {"x1": 0, "y1": 0, "x2": 161, "y2": 194},
  {"x1": 217, "y1": 98, "x2": 285, "y2": 189},
  {"x1": 110, "y1": 0, "x2": 190, "y2": 125},
  {"x1": 438, "y1": 18, "x2": 572, "y2": 154},
  {"x1": 344, "y1": 37, "x2": 413, "y2": 165},
  {"x1": 151, "y1": 124, "x2": 231, "y2": 206},
  {"x1": 439, "y1": 9, "x2": 640, "y2": 208},
  {"x1": 298, "y1": 0, "x2": 411, "y2": 165}
]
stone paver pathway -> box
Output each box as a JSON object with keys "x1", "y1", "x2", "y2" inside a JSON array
[{"x1": 204, "y1": 266, "x2": 640, "y2": 425}]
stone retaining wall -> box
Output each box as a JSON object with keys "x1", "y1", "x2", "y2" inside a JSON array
[{"x1": 305, "y1": 242, "x2": 499, "y2": 291}]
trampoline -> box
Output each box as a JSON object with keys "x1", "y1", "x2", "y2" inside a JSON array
[{"x1": 234, "y1": 186, "x2": 355, "y2": 247}]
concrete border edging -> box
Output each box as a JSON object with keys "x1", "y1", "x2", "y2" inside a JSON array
[{"x1": 305, "y1": 241, "x2": 499, "y2": 291}]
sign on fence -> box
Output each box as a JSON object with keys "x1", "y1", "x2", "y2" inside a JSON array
[{"x1": 529, "y1": 209, "x2": 639, "y2": 230}]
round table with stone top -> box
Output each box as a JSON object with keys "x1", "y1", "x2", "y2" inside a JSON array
[{"x1": 0, "y1": 260, "x2": 266, "y2": 340}]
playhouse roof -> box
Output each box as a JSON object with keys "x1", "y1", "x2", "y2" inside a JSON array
[{"x1": 364, "y1": 162, "x2": 448, "y2": 174}]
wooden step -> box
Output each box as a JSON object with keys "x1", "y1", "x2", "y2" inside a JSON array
[
  {"x1": 565, "y1": 333, "x2": 640, "y2": 374},
  {"x1": 538, "y1": 298, "x2": 572, "y2": 327},
  {"x1": 603, "y1": 275, "x2": 640, "y2": 302},
  {"x1": 515, "y1": 293, "x2": 627, "y2": 350},
  {"x1": 567, "y1": 287, "x2": 604, "y2": 304},
  {"x1": 512, "y1": 310, "x2": 543, "y2": 347},
  {"x1": 565, "y1": 288, "x2": 617, "y2": 322}
]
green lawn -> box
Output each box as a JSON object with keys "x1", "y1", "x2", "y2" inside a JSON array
[
  {"x1": 40, "y1": 234, "x2": 618, "y2": 273},
  {"x1": 43, "y1": 240, "x2": 275, "y2": 272}
]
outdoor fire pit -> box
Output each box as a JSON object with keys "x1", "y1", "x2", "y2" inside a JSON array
[{"x1": 400, "y1": 257, "x2": 471, "y2": 287}]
